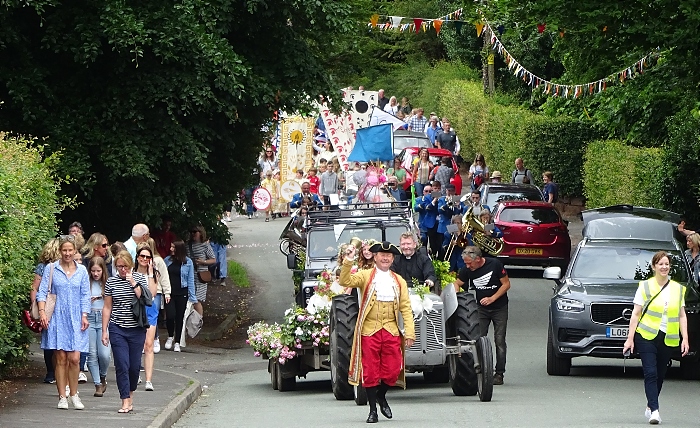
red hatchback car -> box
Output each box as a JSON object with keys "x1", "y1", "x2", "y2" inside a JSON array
[
  {"x1": 396, "y1": 147, "x2": 463, "y2": 195},
  {"x1": 492, "y1": 201, "x2": 571, "y2": 269}
]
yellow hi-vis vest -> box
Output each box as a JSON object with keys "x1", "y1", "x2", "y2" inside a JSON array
[{"x1": 636, "y1": 278, "x2": 685, "y2": 346}]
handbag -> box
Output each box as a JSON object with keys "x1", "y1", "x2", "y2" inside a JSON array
[
  {"x1": 31, "y1": 263, "x2": 56, "y2": 322},
  {"x1": 189, "y1": 241, "x2": 212, "y2": 283},
  {"x1": 131, "y1": 280, "x2": 154, "y2": 329}
]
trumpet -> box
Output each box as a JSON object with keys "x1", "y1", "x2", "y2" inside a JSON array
[{"x1": 444, "y1": 227, "x2": 470, "y2": 262}]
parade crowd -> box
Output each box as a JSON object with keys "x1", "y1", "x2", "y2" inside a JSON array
[{"x1": 29, "y1": 218, "x2": 228, "y2": 412}]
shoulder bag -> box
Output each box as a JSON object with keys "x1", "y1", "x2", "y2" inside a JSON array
[
  {"x1": 189, "y1": 241, "x2": 212, "y2": 283},
  {"x1": 638, "y1": 279, "x2": 671, "y2": 323},
  {"x1": 131, "y1": 280, "x2": 154, "y2": 328},
  {"x1": 31, "y1": 263, "x2": 56, "y2": 321}
]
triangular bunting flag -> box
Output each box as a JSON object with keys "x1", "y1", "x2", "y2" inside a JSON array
[
  {"x1": 476, "y1": 22, "x2": 485, "y2": 37},
  {"x1": 390, "y1": 16, "x2": 402, "y2": 28},
  {"x1": 433, "y1": 19, "x2": 443, "y2": 34},
  {"x1": 370, "y1": 14, "x2": 379, "y2": 27},
  {"x1": 413, "y1": 18, "x2": 423, "y2": 34}
]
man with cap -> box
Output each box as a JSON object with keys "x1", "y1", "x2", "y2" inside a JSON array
[
  {"x1": 391, "y1": 231, "x2": 437, "y2": 290},
  {"x1": 340, "y1": 241, "x2": 415, "y2": 423},
  {"x1": 437, "y1": 184, "x2": 465, "y2": 259}
]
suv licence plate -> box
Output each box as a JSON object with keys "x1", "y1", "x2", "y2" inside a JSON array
[{"x1": 606, "y1": 327, "x2": 628, "y2": 338}]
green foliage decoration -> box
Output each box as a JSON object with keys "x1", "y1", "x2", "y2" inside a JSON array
[
  {"x1": 583, "y1": 140, "x2": 663, "y2": 209},
  {"x1": 0, "y1": 134, "x2": 67, "y2": 376}
]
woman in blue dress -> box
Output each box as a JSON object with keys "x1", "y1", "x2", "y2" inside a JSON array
[{"x1": 38, "y1": 236, "x2": 91, "y2": 410}]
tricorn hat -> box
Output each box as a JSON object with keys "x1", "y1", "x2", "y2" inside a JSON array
[{"x1": 369, "y1": 241, "x2": 401, "y2": 255}]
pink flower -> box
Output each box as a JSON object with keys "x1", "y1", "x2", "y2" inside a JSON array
[{"x1": 253, "y1": 351, "x2": 261, "y2": 357}]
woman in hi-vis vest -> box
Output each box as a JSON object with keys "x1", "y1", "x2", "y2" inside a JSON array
[{"x1": 623, "y1": 251, "x2": 689, "y2": 425}]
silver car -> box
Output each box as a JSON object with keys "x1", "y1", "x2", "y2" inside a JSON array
[{"x1": 544, "y1": 206, "x2": 700, "y2": 378}]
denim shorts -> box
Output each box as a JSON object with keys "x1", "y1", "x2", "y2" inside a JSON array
[{"x1": 146, "y1": 294, "x2": 161, "y2": 327}]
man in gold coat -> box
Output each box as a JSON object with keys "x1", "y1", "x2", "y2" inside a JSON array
[{"x1": 340, "y1": 241, "x2": 415, "y2": 423}]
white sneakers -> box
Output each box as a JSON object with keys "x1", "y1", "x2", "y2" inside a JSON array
[
  {"x1": 645, "y1": 408, "x2": 651, "y2": 420},
  {"x1": 57, "y1": 396, "x2": 68, "y2": 409},
  {"x1": 649, "y1": 409, "x2": 661, "y2": 424},
  {"x1": 78, "y1": 372, "x2": 88, "y2": 383},
  {"x1": 153, "y1": 339, "x2": 161, "y2": 354},
  {"x1": 165, "y1": 337, "x2": 174, "y2": 350},
  {"x1": 145, "y1": 381, "x2": 154, "y2": 391},
  {"x1": 174, "y1": 343, "x2": 181, "y2": 352},
  {"x1": 70, "y1": 394, "x2": 85, "y2": 410}
]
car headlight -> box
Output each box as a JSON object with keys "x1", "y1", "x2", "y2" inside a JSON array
[{"x1": 555, "y1": 298, "x2": 585, "y2": 312}]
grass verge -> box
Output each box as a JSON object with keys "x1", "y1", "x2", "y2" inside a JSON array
[{"x1": 227, "y1": 260, "x2": 250, "y2": 288}]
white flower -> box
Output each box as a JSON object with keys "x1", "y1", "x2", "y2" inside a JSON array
[{"x1": 295, "y1": 327, "x2": 304, "y2": 336}]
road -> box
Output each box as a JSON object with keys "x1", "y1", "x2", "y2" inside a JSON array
[{"x1": 175, "y1": 216, "x2": 697, "y2": 427}]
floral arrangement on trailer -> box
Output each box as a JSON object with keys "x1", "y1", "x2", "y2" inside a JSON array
[{"x1": 247, "y1": 262, "x2": 349, "y2": 364}]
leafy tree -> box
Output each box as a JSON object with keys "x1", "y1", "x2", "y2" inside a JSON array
[{"x1": 0, "y1": 0, "x2": 355, "y2": 241}]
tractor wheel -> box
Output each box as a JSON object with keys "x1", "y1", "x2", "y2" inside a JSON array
[
  {"x1": 546, "y1": 326, "x2": 571, "y2": 376},
  {"x1": 275, "y1": 361, "x2": 296, "y2": 391},
  {"x1": 269, "y1": 359, "x2": 278, "y2": 390},
  {"x1": 448, "y1": 292, "x2": 479, "y2": 396},
  {"x1": 476, "y1": 336, "x2": 494, "y2": 402},
  {"x1": 330, "y1": 294, "x2": 359, "y2": 400},
  {"x1": 423, "y1": 366, "x2": 450, "y2": 383},
  {"x1": 354, "y1": 383, "x2": 368, "y2": 405}
]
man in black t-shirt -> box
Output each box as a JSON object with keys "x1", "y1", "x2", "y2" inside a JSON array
[{"x1": 453, "y1": 246, "x2": 510, "y2": 385}]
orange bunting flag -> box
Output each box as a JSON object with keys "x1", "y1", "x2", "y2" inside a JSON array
[
  {"x1": 433, "y1": 19, "x2": 443, "y2": 34},
  {"x1": 475, "y1": 22, "x2": 485, "y2": 37},
  {"x1": 370, "y1": 14, "x2": 379, "y2": 27},
  {"x1": 413, "y1": 18, "x2": 423, "y2": 34}
]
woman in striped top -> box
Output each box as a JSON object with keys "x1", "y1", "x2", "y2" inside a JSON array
[
  {"x1": 101, "y1": 250, "x2": 148, "y2": 414},
  {"x1": 186, "y1": 225, "x2": 215, "y2": 316}
]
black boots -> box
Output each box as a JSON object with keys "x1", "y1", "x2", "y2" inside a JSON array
[
  {"x1": 365, "y1": 383, "x2": 392, "y2": 423},
  {"x1": 377, "y1": 383, "x2": 392, "y2": 419},
  {"x1": 366, "y1": 386, "x2": 378, "y2": 423}
]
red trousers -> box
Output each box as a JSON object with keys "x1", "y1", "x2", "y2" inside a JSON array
[{"x1": 361, "y1": 328, "x2": 402, "y2": 388}]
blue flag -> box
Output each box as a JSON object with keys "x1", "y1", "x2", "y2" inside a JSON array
[{"x1": 348, "y1": 123, "x2": 393, "y2": 162}]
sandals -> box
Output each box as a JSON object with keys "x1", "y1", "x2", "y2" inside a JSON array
[{"x1": 118, "y1": 408, "x2": 131, "y2": 413}]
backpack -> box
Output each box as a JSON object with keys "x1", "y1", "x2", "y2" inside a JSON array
[{"x1": 512, "y1": 168, "x2": 530, "y2": 183}]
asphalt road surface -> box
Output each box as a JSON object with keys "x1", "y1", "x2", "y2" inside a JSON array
[{"x1": 175, "y1": 216, "x2": 698, "y2": 427}]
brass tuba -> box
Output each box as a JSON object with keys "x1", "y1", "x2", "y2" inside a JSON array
[{"x1": 462, "y1": 207, "x2": 504, "y2": 256}]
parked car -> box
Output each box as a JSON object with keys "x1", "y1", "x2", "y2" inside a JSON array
[
  {"x1": 544, "y1": 205, "x2": 700, "y2": 378},
  {"x1": 393, "y1": 130, "x2": 430, "y2": 157},
  {"x1": 396, "y1": 147, "x2": 463, "y2": 195},
  {"x1": 491, "y1": 201, "x2": 571, "y2": 269},
  {"x1": 480, "y1": 183, "x2": 544, "y2": 209}
]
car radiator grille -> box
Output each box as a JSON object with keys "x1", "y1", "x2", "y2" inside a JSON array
[
  {"x1": 590, "y1": 303, "x2": 633, "y2": 325},
  {"x1": 409, "y1": 308, "x2": 444, "y2": 352}
]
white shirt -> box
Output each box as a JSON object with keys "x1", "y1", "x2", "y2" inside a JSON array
[{"x1": 373, "y1": 268, "x2": 397, "y2": 302}]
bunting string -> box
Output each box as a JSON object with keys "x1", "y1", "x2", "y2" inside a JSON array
[{"x1": 368, "y1": 8, "x2": 663, "y2": 97}]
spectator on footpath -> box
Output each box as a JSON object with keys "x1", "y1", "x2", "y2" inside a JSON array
[
  {"x1": 435, "y1": 118, "x2": 459, "y2": 155},
  {"x1": 186, "y1": 225, "x2": 216, "y2": 316},
  {"x1": 68, "y1": 221, "x2": 83, "y2": 236},
  {"x1": 377, "y1": 89, "x2": 389, "y2": 110},
  {"x1": 82, "y1": 233, "x2": 112, "y2": 277},
  {"x1": 414, "y1": 185, "x2": 433, "y2": 247},
  {"x1": 151, "y1": 215, "x2": 178, "y2": 259},
  {"x1": 468, "y1": 153, "x2": 489, "y2": 191},
  {"x1": 135, "y1": 242, "x2": 168, "y2": 392},
  {"x1": 102, "y1": 250, "x2": 148, "y2": 414},
  {"x1": 426, "y1": 116, "x2": 442, "y2": 147},
  {"x1": 320, "y1": 161, "x2": 340, "y2": 209},
  {"x1": 454, "y1": 246, "x2": 511, "y2": 385},
  {"x1": 124, "y1": 224, "x2": 150, "y2": 261},
  {"x1": 623, "y1": 251, "x2": 689, "y2": 425},
  {"x1": 542, "y1": 171, "x2": 558, "y2": 203},
  {"x1": 383, "y1": 96, "x2": 399, "y2": 115},
  {"x1": 164, "y1": 241, "x2": 197, "y2": 352},
  {"x1": 490, "y1": 171, "x2": 502, "y2": 183},
  {"x1": 684, "y1": 233, "x2": 700, "y2": 283},
  {"x1": 209, "y1": 237, "x2": 229, "y2": 287},
  {"x1": 31, "y1": 238, "x2": 61, "y2": 384},
  {"x1": 38, "y1": 236, "x2": 90, "y2": 410},
  {"x1": 511, "y1": 158, "x2": 534, "y2": 184},
  {"x1": 412, "y1": 147, "x2": 433, "y2": 197},
  {"x1": 86, "y1": 256, "x2": 111, "y2": 397}
]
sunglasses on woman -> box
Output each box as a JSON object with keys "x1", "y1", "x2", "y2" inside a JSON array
[{"x1": 138, "y1": 254, "x2": 152, "y2": 260}]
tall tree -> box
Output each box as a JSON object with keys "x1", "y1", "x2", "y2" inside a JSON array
[{"x1": 0, "y1": 0, "x2": 354, "y2": 240}]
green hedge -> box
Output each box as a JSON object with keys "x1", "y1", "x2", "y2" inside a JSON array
[
  {"x1": 0, "y1": 135, "x2": 62, "y2": 375},
  {"x1": 521, "y1": 118, "x2": 604, "y2": 196},
  {"x1": 659, "y1": 112, "x2": 700, "y2": 225},
  {"x1": 583, "y1": 140, "x2": 663, "y2": 209}
]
